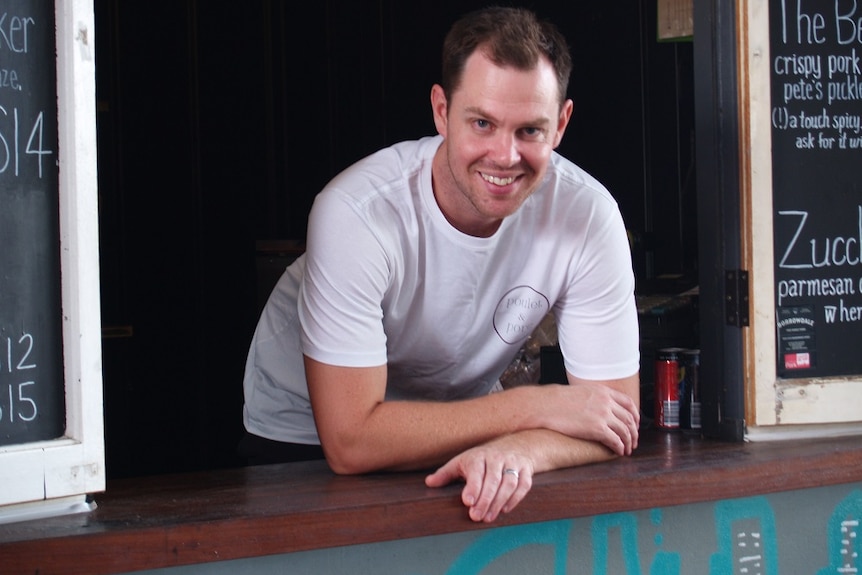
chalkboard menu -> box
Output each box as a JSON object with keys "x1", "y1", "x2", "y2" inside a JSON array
[
  {"x1": 770, "y1": 0, "x2": 862, "y2": 378},
  {"x1": 0, "y1": 0, "x2": 65, "y2": 445}
]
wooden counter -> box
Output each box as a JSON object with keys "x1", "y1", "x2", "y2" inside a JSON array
[{"x1": 2, "y1": 429, "x2": 861, "y2": 575}]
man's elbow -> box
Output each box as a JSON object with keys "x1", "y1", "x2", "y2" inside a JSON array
[
  {"x1": 325, "y1": 455, "x2": 365, "y2": 476},
  {"x1": 319, "y1": 439, "x2": 375, "y2": 475}
]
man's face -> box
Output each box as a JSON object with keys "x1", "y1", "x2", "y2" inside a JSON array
[{"x1": 431, "y1": 49, "x2": 573, "y2": 237}]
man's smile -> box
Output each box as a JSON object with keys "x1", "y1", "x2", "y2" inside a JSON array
[{"x1": 479, "y1": 172, "x2": 517, "y2": 186}]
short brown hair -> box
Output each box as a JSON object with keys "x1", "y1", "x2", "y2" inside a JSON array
[{"x1": 440, "y1": 6, "x2": 572, "y2": 106}]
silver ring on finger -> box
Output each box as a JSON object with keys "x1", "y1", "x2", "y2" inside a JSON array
[{"x1": 503, "y1": 468, "x2": 519, "y2": 479}]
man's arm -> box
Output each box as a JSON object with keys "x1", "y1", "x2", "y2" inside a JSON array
[
  {"x1": 424, "y1": 371, "x2": 639, "y2": 522},
  {"x1": 424, "y1": 428, "x2": 616, "y2": 522},
  {"x1": 305, "y1": 356, "x2": 639, "y2": 475},
  {"x1": 566, "y1": 370, "x2": 641, "y2": 453}
]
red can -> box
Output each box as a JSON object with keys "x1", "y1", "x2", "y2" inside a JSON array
[{"x1": 654, "y1": 348, "x2": 684, "y2": 429}]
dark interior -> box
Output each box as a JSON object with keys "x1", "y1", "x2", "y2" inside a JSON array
[{"x1": 94, "y1": 0, "x2": 698, "y2": 479}]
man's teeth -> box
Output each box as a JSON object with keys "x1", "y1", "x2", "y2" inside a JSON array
[{"x1": 481, "y1": 173, "x2": 515, "y2": 186}]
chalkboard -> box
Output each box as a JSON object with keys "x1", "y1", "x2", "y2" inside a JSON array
[
  {"x1": 0, "y1": 0, "x2": 64, "y2": 445},
  {"x1": 770, "y1": 0, "x2": 862, "y2": 378}
]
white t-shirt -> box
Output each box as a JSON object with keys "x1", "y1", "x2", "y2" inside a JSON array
[{"x1": 243, "y1": 135, "x2": 639, "y2": 445}]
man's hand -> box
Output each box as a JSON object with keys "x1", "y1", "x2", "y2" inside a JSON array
[
  {"x1": 424, "y1": 429, "x2": 618, "y2": 522},
  {"x1": 424, "y1": 433, "x2": 536, "y2": 523},
  {"x1": 546, "y1": 378, "x2": 640, "y2": 456}
]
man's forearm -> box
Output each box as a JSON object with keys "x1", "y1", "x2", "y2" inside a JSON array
[
  {"x1": 315, "y1": 385, "x2": 552, "y2": 474},
  {"x1": 306, "y1": 357, "x2": 639, "y2": 474},
  {"x1": 324, "y1": 395, "x2": 619, "y2": 475},
  {"x1": 509, "y1": 428, "x2": 617, "y2": 473}
]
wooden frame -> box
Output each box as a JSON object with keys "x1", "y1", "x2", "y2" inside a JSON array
[
  {"x1": 0, "y1": 0, "x2": 104, "y2": 519},
  {"x1": 658, "y1": 0, "x2": 693, "y2": 41},
  {"x1": 739, "y1": 0, "x2": 862, "y2": 437}
]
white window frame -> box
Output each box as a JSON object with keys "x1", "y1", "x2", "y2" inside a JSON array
[
  {"x1": 0, "y1": 0, "x2": 104, "y2": 520},
  {"x1": 739, "y1": 0, "x2": 862, "y2": 439}
]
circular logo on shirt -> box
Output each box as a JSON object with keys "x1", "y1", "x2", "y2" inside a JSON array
[{"x1": 493, "y1": 286, "x2": 550, "y2": 344}]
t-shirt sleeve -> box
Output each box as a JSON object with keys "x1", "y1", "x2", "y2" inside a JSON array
[
  {"x1": 554, "y1": 200, "x2": 640, "y2": 381},
  {"x1": 297, "y1": 189, "x2": 390, "y2": 368}
]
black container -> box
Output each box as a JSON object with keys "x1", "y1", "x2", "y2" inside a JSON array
[{"x1": 680, "y1": 349, "x2": 701, "y2": 430}]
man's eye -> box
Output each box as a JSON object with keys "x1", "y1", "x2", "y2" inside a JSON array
[{"x1": 474, "y1": 119, "x2": 491, "y2": 130}]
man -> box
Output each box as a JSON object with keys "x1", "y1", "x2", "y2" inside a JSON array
[{"x1": 242, "y1": 6, "x2": 640, "y2": 523}]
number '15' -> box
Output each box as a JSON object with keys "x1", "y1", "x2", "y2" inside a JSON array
[{"x1": 1, "y1": 382, "x2": 37, "y2": 422}]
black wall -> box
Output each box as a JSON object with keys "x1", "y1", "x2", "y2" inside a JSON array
[{"x1": 94, "y1": 0, "x2": 695, "y2": 478}]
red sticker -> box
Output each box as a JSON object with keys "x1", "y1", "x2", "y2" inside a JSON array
[{"x1": 784, "y1": 353, "x2": 811, "y2": 370}]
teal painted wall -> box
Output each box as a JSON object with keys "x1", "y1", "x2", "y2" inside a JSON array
[{"x1": 124, "y1": 482, "x2": 862, "y2": 574}]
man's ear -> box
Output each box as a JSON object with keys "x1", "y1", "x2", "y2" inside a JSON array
[
  {"x1": 430, "y1": 84, "x2": 449, "y2": 138},
  {"x1": 553, "y1": 98, "x2": 574, "y2": 149}
]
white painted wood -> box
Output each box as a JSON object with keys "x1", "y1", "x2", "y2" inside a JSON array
[
  {"x1": 745, "y1": 420, "x2": 862, "y2": 442},
  {"x1": 742, "y1": 0, "x2": 781, "y2": 427},
  {"x1": 0, "y1": 0, "x2": 104, "y2": 515},
  {"x1": 774, "y1": 378, "x2": 862, "y2": 424},
  {"x1": 740, "y1": 1, "x2": 862, "y2": 434}
]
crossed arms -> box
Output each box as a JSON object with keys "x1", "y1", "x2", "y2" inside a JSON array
[{"x1": 305, "y1": 356, "x2": 640, "y2": 523}]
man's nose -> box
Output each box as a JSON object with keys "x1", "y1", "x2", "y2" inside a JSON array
[{"x1": 488, "y1": 132, "x2": 520, "y2": 167}]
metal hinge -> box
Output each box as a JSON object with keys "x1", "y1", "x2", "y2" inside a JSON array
[{"x1": 725, "y1": 269, "x2": 750, "y2": 327}]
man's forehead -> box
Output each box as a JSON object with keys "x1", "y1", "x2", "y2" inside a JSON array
[{"x1": 449, "y1": 53, "x2": 561, "y2": 115}]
